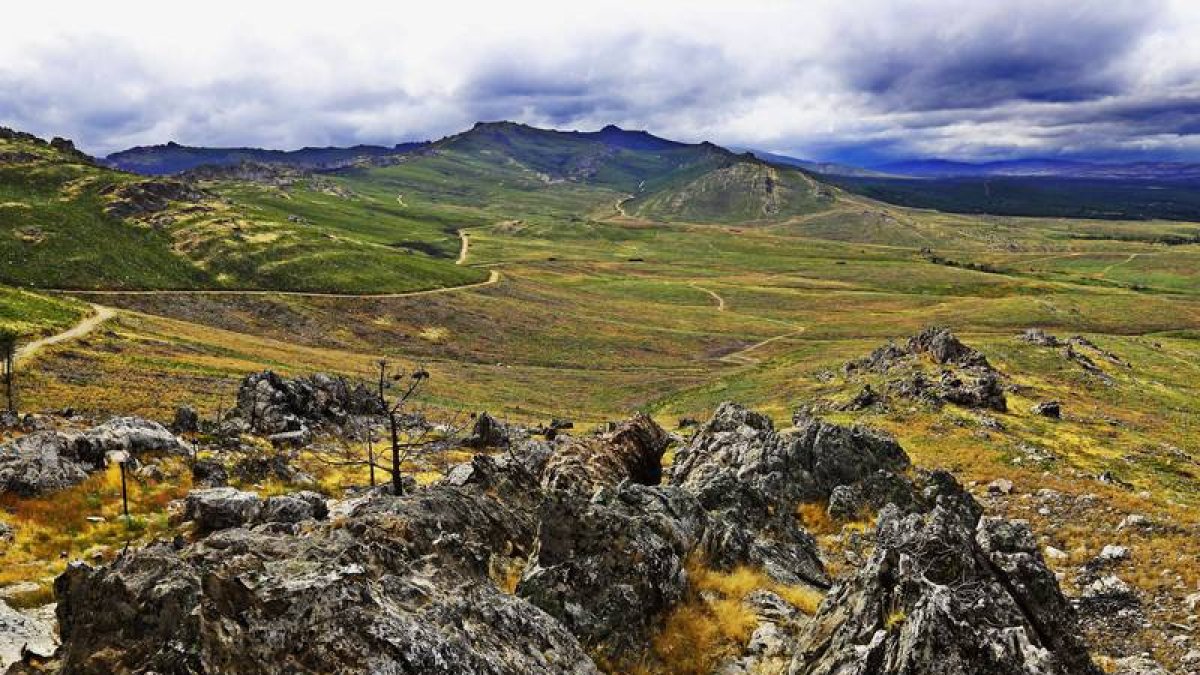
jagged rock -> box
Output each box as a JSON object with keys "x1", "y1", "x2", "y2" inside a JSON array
[
  {"x1": 0, "y1": 520, "x2": 12, "y2": 543},
  {"x1": 541, "y1": 413, "x2": 668, "y2": 494},
  {"x1": 0, "y1": 600, "x2": 57, "y2": 672},
  {"x1": 747, "y1": 622, "x2": 790, "y2": 656},
  {"x1": 517, "y1": 482, "x2": 705, "y2": 666},
  {"x1": 745, "y1": 589, "x2": 802, "y2": 624},
  {"x1": 172, "y1": 405, "x2": 200, "y2": 434},
  {"x1": 906, "y1": 326, "x2": 992, "y2": 369},
  {"x1": 75, "y1": 417, "x2": 189, "y2": 463},
  {"x1": 54, "y1": 456, "x2": 595, "y2": 675},
  {"x1": 464, "y1": 411, "x2": 523, "y2": 449},
  {"x1": 673, "y1": 403, "x2": 905, "y2": 585},
  {"x1": 1, "y1": 417, "x2": 191, "y2": 496},
  {"x1": 826, "y1": 470, "x2": 916, "y2": 521},
  {"x1": 100, "y1": 179, "x2": 208, "y2": 219},
  {"x1": 190, "y1": 458, "x2": 228, "y2": 488},
  {"x1": 229, "y1": 370, "x2": 384, "y2": 435},
  {"x1": 846, "y1": 329, "x2": 1007, "y2": 412},
  {"x1": 792, "y1": 497, "x2": 1100, "y2": 674},
  {"x1": 1033, "y1": 401, "x2": 1062, "y2": 418}
]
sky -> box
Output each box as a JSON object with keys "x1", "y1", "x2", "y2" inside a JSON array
[{"x1": 4, "y1": 0, "x2": 1200, "y2": 165}]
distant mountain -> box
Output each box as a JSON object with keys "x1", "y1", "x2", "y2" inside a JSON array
[
  {"x1": 413, "y1": 121, "x2": 833, "y2": 222},
  {"x1": 876, "y1": 157, "x2": 1200, "y2": 182},
  {"x1": 734, "y1": 148, "x2": 888, "y2": 177},
  {"x1": 105, "y1": 141, "x2": 429, "y2": 175}
]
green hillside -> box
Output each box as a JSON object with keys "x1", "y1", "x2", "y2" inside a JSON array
[{"x1": 0, "y1": 129, "x2": 485, "y2": 293}]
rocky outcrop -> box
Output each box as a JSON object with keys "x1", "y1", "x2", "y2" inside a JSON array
[
  {"x1": 54, "y1": 454, "x2": 596, "y2": 675},
  {"x1": 906, "y1": 325, "x2": 992, "y2": 369},
  {"x1": 100, "y1": 179, "x2": 208, "y2": 219},
  {"x1": 541, "y1": 413, "x2": 668, "y2": 493},
  {"x1": 0, "y1": 418, "x2": 186, "y2": 496},
  {"x1": 669, "y1": 404, "x2": 906, "y2": 586},
  {"x1": 44, "y1": 403, "x2": 1100, "y2": 675},
  {"x1": 226, "y1": 371, "x2": 385, "y2": 435},
  {"x1": 843, "y1": 328, "x2": 1008, "y2": 412},
  {"x1": 791, "y1": 497, "x2": 1099, "y2": 674}
]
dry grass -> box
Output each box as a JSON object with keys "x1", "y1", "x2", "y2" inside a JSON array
[
  {"x1": 645, "y1": 556, "x2": 824, "y2": 674},
  {"x1": 0, "y1": 456, "x2": 192, "y2": 592}
]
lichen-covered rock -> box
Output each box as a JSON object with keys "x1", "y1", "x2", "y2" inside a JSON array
[
  {"x1": 517, "y1": 483, "x2": 705, "y2": 665},
  {"x1": 172, "y1": 405, "x2": 200, "y2": 434},
  {"x1": 54, "y1": 459, "x2": 597, "y2": 675},
  {"x1": 672, "y1": 403, "x2": 905, "y2": 586},
  {"x1": 258, "y1": 491, "x2": 328, "y2": 524},
  {"x1": 541, "y1": 412, "x2": 668, "y2": 494},
  {"x1": 0, "y1": 417, "x2": 188, "y2": 497},
  {"x1": 791, "y1": 492, "x2": 1100, "y2": 675},
  {"x1": 906, "y1": 325, "x2": 992, "y2": 369}
]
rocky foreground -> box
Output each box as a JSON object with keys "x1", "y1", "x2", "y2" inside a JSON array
[{"x1": 2, "y1": 397, "x2": 1105, "y2": 674}]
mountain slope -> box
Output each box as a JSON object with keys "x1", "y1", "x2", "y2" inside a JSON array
[
  {"x1": 334, "y1": 122, "x2": 836, "y2": 225},
  {"x1": 0, "y1": 128, "x2": 485, "y2": 292},
  {"x1": 105, "y1": 141, "x2": 428, "y2": 175}
]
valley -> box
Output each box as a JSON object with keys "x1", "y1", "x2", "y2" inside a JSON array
[{"x1": 2, "y1": 122, "x2": 1200, "y2": 673}]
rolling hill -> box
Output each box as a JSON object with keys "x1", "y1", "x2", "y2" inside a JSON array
[
  {"x1": 104, "y1": 140, "x2": 428, "y2": 175},
  {"x1": 0, "y1": 127, "x2": 485, "y2": 292}
]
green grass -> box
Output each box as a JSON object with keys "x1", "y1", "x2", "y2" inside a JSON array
[{"x1": 0, "y1": 286, "x2": 86, "y2": 336}]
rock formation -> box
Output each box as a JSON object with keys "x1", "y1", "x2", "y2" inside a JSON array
[
  {"x1": 35, "y1": 402, "x2": 1099, "y2": 675},
  {"x1": 0, "y1": 418, "x2": 187, "y2": 497}
]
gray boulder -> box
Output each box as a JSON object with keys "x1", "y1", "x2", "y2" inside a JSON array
[
  {"x1": 230, "y1": 370, "x2": 384, "y2": 435},
  {"x1": 0, "y1": 432, "x2": 90, "y2": 496},
  {"x1": 181, "y1": 487, "x2": 263, "y2": 533},
  {"x1": 258, "y1": 491, "x2": 328, "y2": 524},
  {"x1": 172, "y1": 405, "x2": 200, "y2": 434}
]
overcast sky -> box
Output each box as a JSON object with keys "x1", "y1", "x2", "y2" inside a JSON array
[{"x1": 4, "y1": 0, "x2": 1200, "y2": 164}]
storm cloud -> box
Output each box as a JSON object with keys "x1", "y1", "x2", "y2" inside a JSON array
[{"x1": 3, "y1": 0, "x2": 1199, "y2": 164}]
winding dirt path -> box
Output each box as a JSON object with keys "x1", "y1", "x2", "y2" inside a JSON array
[
  {"x1": 456, "y1": 231, "x2": 471, "y2": 265},
  {"x1": 719, "y1": 327, "x2": 807, "y2": 366},
  {"x1": 689, "y1": 283, "x2": 727, "y2": 311},
  {"x1": 15, "y1": 304, "x2": 116, "y2": 366}
]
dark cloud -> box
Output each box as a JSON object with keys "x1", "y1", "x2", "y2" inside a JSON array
[{"x1": 2, "y1": 2, "x2": 1199, "y2": 164}]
